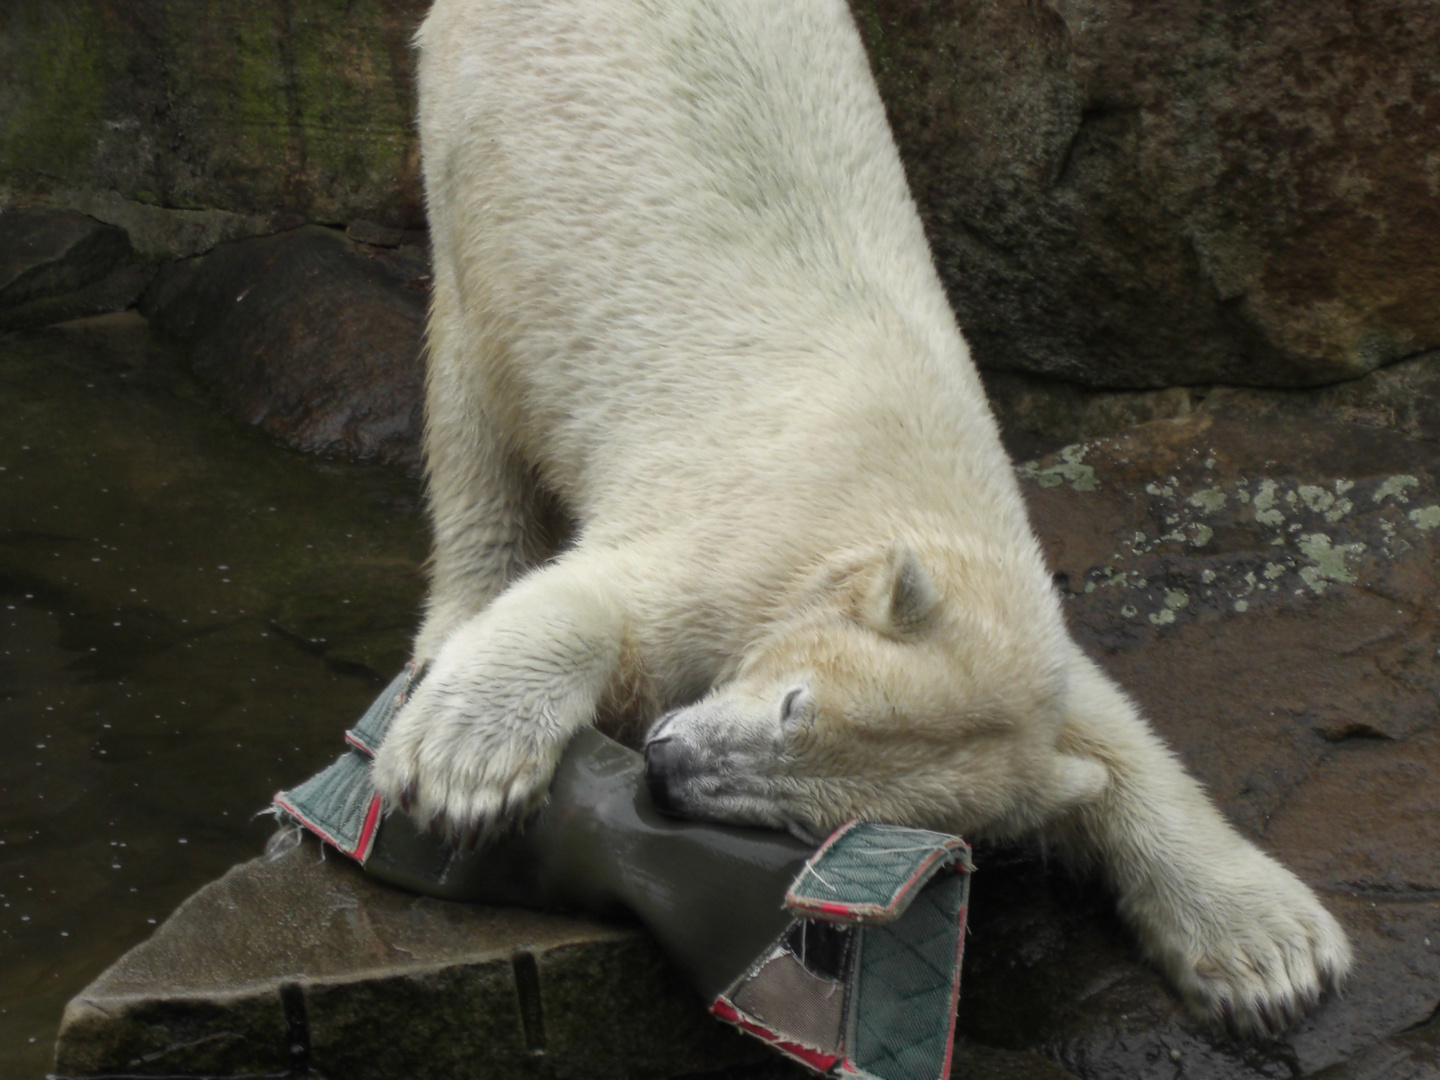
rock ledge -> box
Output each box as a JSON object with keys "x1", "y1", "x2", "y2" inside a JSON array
[{"x1": 55, "y1": 839, "x2": 769, "y2": 1080}]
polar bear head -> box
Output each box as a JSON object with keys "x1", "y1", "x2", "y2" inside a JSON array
[{"x1": 642, "y1": 541, "x2": 1109, "y2": 842}]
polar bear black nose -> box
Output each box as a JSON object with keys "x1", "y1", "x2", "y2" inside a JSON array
[{"x1": 643, "y1": 737, "x2": 684, "y2": 815}]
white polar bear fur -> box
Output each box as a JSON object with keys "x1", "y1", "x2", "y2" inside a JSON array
[{"x1": 372, "y1": 0, "x2": 1352, "y2": 1037}]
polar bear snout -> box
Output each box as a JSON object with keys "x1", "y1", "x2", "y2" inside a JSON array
[
  {"x1": 639, "y1": 699, "x2": 798, "y2": 830},
  {"x1": 642, "y1": 735, "x2": 690, "y2": 816}
]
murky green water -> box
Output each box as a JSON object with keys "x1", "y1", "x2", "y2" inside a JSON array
[{"x1": 0, "y1": 313, "x2": 428, "y2": 1078}]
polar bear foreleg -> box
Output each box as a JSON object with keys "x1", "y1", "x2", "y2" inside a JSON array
[
  {"x1": 1048, "y1": 651, "x2": 1352, "y2": 1036},
  {"x1": 372, "y1": 553, "x2": 628, "y2": 845},
  {"x1": 412, "y1": 280, "x2": 553, "y2": 663}
]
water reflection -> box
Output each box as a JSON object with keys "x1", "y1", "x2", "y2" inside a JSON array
[{"x1": 0, "y1": 313, "x2": 427, "y2": 1078}]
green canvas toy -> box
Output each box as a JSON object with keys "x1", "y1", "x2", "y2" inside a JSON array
[{"x1": 276, "y1": 666, "x2": 973, "y2": 1080}]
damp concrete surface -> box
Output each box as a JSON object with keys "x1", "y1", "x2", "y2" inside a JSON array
[{"x1": 0, "y1": 312, "x2": 428, "y2": 1079}]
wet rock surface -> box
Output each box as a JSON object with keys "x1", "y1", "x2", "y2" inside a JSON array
[
  {"x1": 963, "y1": 392, "x2": 1440, "y2": 1078},
  {"x1": 0, "y1": 209, "x2": 152, "y2": 330},
  {"x1": 143, "y1": 226, "x2": 429, "y2": 470},
  {"x1": 53, "y1": 831, "x2": 1088, "y2": 1080},
  {"x1": 982, "y1": 368, "x2": 1208, "y2": 463},
  {"x1": 50, "y1": 376, "x2": 1440, "y2": 1080},
  {"x1": 851, "y1": 0, "x2": 1440, "y2": 388},
  {"x1": 56, "y1": 839, "x2": 771, "y2": 1080}
]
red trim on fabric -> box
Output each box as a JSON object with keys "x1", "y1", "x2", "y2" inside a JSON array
[
  {"x1": 809, "y1": 819, "x2": 862, "y2": 863},
  {"x1": 783, "y1": 819, "x2": 861, "y2": 919},
  {"x1": 710, "y1": 998, "x2": 840, "y2": 1074},
  {"x1": 710, "y1": 998, "x2": 743, "y2": 1023},
  {"x1": 774, "y1": 1040, "x2": 840, "y2": 1071},
  {"x1": 874, "y1": 843, "x2": 950, "y2": 916},
  {"x1": 936, "y1": 900, "x2": 969, "y2": 1080},
  {"x1": 343, "y1": 731, "x2": 376, "y2": 757},
  {"x1": 354, "y1": 792, "x2": 384, "y2": 864},
  {"x1": 273, "y1": 794, "x2": 364, "y2": 861}
]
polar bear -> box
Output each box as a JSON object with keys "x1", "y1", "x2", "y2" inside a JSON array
[{"x1": 372, "y1": 0, "x2": 1351, "y2": 1037}]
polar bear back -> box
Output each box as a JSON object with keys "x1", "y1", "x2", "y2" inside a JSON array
[{"x1": 418, "y1": 0, "x2": 1024, "y2": 547}]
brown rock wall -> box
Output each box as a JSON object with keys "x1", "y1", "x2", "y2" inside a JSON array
[
  {"x1": 0, "y1": 0, "x2": 426, "y2": 235},
  {"x1": 7, "y1": 1, "x2": 1439, "y2": 390},
  {"x1": 853, "y1": 0, "x2": 1440, "y2": 388}
]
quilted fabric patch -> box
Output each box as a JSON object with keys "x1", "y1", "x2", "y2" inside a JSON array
[
  {"x1": 785, "y1": 820, "x2": 973, "y2": 925},
  {"x1": 343, "y1": 665, "x2": 413, "y2": 757},
  {"x1": 273, "y1": 748, "x2": 383, "y2": 862},
  {"x1": 846, "y1": 872, "x2": 968, "y2": 1080},
  {"x1": 274, "y1": 664, "x2": 419, "y2": 862}
]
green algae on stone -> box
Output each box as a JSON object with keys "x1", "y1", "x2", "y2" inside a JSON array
[
  {"x1": 1, "y1": 0, "x2": 426, "y2": 229},
  {"x1": 1252, "y1": 479, "x2": 1285, "y2": 525},
  {"x1": 1408, "y1": 505, "x2": 1440, "y2": 531},
  {"x1": 1374, "y1": 474, "x2": 1420, "y2": 505},
  {"x1": 1017, "y1": 443, "x2": 1098, "y2": 492},
  {"x1": 1187, "y1": 486, "x2": 1226, "y2": 514},
  {"x1": 1148, "y1": 588, "x2": 1190, "y2": 625},
  {"x1": 1023, "y1": 418, "x2": 1440, "y2": 626},
  {"x1": 1296, "y1": 533, "x2": 1366, "y2": 593},
  {"x1": 0, "y1": 1, "x2": 113, "y2": 181}
]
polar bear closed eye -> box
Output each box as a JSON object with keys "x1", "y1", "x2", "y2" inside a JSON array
[{"x1": 372, "y1": 0, "x2": 1352, "y2": 1039}]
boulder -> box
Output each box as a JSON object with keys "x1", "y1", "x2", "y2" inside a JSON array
[
  {"x1": 24, "y1": 189, "x2": 305, "y2": 262},
  {"x1": 981, "y1": 368, "x2": 1206, "y2": 462},
  {"x1": 142, "y1": 226, "x2": 428, "y2": 470},
  {"x1": 52, "y1": 829, "x2": 1079, "y2": 1080},
  {"x1": 851, "y1": 0, "x2": 1440, "y2": 388},
  {"x1": 0, "y1": 209, "x2": 151, "y2": 330}
]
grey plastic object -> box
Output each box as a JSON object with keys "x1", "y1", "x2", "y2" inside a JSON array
[{"x1": 275, "y1": 667, "x2": 972, "y2": 1079}]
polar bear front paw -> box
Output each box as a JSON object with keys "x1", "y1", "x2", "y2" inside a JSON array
[
  {"x1": 370, "y1": 668, "x2": 567, "y2": 847},
  {"x1": 1144, "y1": 849, "x2": 1352, "y2": 1038},
  {"x1": 373, "y1": 563, "x2": 624, "y2": 845}
]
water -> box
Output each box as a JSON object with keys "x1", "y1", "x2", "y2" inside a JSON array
[{"x1": 0, "y1": 313, "x2": 429, "y2": 1078}]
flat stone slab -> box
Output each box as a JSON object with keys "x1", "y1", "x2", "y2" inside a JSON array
[{"x1": 54, "y1": 838, "x2": 770, "y2": 1080}]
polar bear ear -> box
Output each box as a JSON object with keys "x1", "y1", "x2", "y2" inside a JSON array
[{"x1": 865, "y1": 545, "x2": 941, "y2": 639}]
